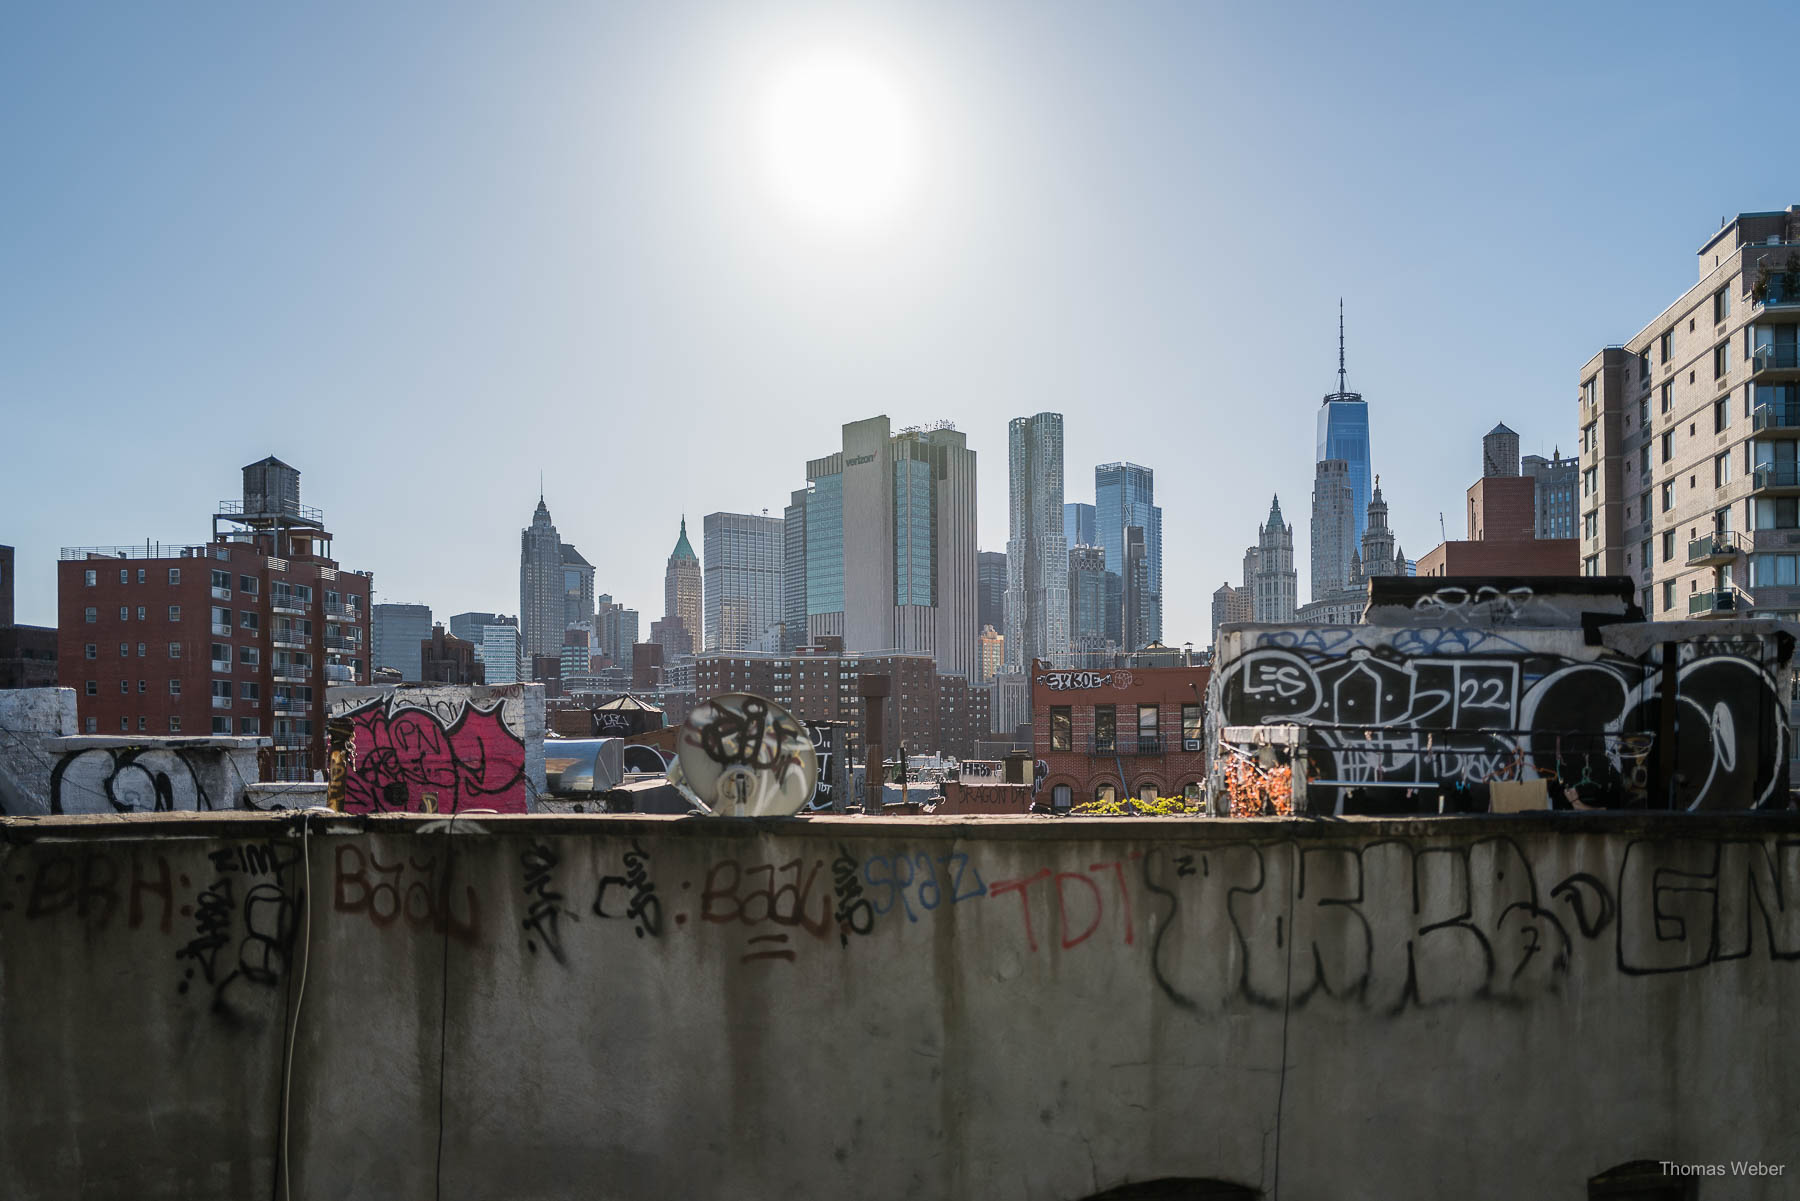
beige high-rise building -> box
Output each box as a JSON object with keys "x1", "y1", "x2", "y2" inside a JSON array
[
  {"x1": 1582, "y1": 206, "x2": 1800, "y2": 621},
  {"x1": 662, "y1": 517, "x2": 702, "y2": 651}
]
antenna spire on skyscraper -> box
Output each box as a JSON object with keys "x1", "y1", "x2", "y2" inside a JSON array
[{"x1": 1338, "y1": 298, "x2": 1346, "y2": 395}]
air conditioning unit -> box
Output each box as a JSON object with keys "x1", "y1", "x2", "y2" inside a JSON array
[{"x1": 1182, "y1": 739, "x2": 1203, "y2": 752}]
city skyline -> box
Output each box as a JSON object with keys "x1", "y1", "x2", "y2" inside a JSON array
[{"x1": 6, "y1": 3, "x2": 1800, "y2": 642}]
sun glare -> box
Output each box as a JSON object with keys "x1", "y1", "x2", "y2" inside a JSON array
[{"x1": 760, "y1": 52, "x2": 915, "y2": 230}]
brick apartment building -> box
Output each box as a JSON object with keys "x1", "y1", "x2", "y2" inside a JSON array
[
  {"x1": 1030, "y1": 659, "x2": 1210, "y2": 808},
  {"x1": 695, "y1": 638, "x2": 990, "y2": 761},
  {"x1": 1, "y1": 543, "x2": 59, "y2": 689},
  {"x1": 56, "y1": 457, "x2": 370, "y2": 781}
]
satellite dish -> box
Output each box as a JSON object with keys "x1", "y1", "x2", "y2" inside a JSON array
[{"x1": 670, "y1": 693, "x2": 817, "y2": 816}]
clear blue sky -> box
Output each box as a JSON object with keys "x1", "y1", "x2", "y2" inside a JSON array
[{"x1": 5, "y1": 1, "x2": 1797, "y2": 636}]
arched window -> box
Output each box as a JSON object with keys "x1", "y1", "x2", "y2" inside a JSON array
[
  {"x1": 1095, "y1": 782, "x2": 1118, "y2": 804},
  {"x1": 1051, "y1": 784, "x2": 1072, "y2": 810},
  {"x1": 1076, "y1": 1179, "x2": 1258, "y2": 1201},
  {"x1": 1137, "y1": 783, "x2": 1160, "y2": 804},
  {"x1": 1182, "y1": 781, "x2": 1203, "y2": 801},
  {"x1": 1587, "y1": 1161, "x2": 1696, "y2": 1200}
]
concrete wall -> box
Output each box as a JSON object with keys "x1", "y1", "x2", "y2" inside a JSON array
[
  {"x1": 1, "y1": 687, "x2": 270, "y2": 816},
  {"x1": 2, "y1": 812, "x2": 1796, "y2": 1200},
  {"x1": 326, "y1": 684, "x2": 546, "y2": 814}
]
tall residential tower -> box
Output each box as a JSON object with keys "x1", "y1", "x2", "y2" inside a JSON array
[{"x1": 1005, "y1": 413, "x2": 1069, "y2": 669}]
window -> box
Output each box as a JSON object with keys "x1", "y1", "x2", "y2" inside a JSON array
[
  {"x1": 84, "y1": 606, "x2": 96, "y2": 623},
  {"x1": 168, "y1": 606, "x2": 181, "y2": 621},
  {"x1": 1713, "y1": 286, "x2": 1731, "y2": 324},
  {"x1": 84, "y1": 569, "x2": 96, "y2": 587},
  {"x1": 1715, "y1": 453, "x2": 1732, "y2": 487},
  {"x1": 1051, "y1": 784, "x2": 1071, "y2": 810},
  {"x1": 1660, "y1": 431, "x2": 1673, "y2": 462},
  {"x1": 169, "y1": 716, "x2": 181, "y2": 732},
  {"x1": 168, "y1": 641, "x2": 181, "y2": 658},
  {"x1": 119, "y1": 641, "x2": 129, "y2": 656},
  {"x1": 169, "y1": 679, "x2": 181, "y2": 695},
  {"x1": 239, "y1": 717, "x2": 261, "y2": 735},
  {"x1": 168, "y1": 568, "x2": 180, "y2": 585},
  {"x1": 120, "y1": 717, "x2": 129, "y2": 731},
  {"x1": 1639, "y1": 540, "x2": 1651, "y2": 573},
  {"x1": 1095, "y1": 782, "x2": 1118, "y2": 805},
  {"x1": 120, "y1": 679, "x2": 129, "y2": 694},
  {"x1": 1583, "y1": 511, "x2": 1597, "y2": 539},
  {"x1": 1182, "y1": 704, "x2": 1203, "y2": 748},
  {"x1": 1659, "y1": 330, "x2": 1672, "y2": 363},
  {"x1": 240, "y1": 610, "x2": 260, "y2": 631},
  {"x1": 239, "y1": 646, "x2": 260, "y2": 667},
  {"x1": 1662, "y1": 581, "x2": 1676, "y2": 611},
  {"x1": 1137, "y1": 704, "x2": 1160, "y2": 750},
  {"x1": 1661, "y1": 482, "x2": 1675, "y2": 512},
  {"x1": 239, "y1": 575, "x2": 258, "y2": 595},
  {"x1": 84, "y1": 717, "x2": 97, "y2": 734},
  {"x1": 1582, "y1": 467, "x2": 1596, "y2": 496},
  {"x1": 137, "y1": 569, "x2": 145, "y2": 584},
  {"x1": 211, "y1": 643, "x2": 232, "y2": 670},
  {"x1": 210, "y1": 569, "x2": 231, "y2": 594},
  {"x1": 137, "y1": 680, "x2": 146, "y2": 693},
  {"x1": 212, "y1": 679, "x2": 233, "y2": 702},
  {"x1": 1050, "y1": 706, "x2": 1072, "y2": 752},
  {"x1": 1714, "y1": 341, "x2": 1732, "y2": 379},
  {"x1": 1093, "y1": 705, "x2": 1116, "y2": 751},
  {"x1": 1581, "y1": 377, "x2": 1596, "y2": 409},
  {"x1": 212, "y1": 717, "x2": 232, "y2": 735},
  {"x1": 1751, "y1": 554, "x2": 1800, "y2": 586},
  {"x1": 240, "y1": 681, "x2": 260, "y2": 701},
  {"x1": 119, "y1": 569, "x2": 128, "y2": 585},
  {"x1": 1661, "y1": 531, "x2": 1675, "y2": 562},
  {"x1": 136, "y1": 606, "x2": 145, "y2": 621},
  {"x1": 84, "y1": 680, "x2": 96, "y2": 695},
  {"x1": 1757, "y1": 497, "x2": 1800, "y2": 529},
  {"x1": 119, "y1": 606, "x2": 129, "y2": 621}
]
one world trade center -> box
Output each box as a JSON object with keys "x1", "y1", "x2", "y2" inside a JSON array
[{"x1": 1317, "y1": 301, "x2": 1372, "y2": 543}]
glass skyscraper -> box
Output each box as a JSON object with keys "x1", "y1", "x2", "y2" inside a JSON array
[
  {"x1": 1094, "y1": 462, "x2": 1162, "y2": 645},
  {"x1": 702, "y1": 511, "x2": 785, "y2": 653},
  {"x1": 1317, "y1": 306, "x2": 1373, "y2": 543}
]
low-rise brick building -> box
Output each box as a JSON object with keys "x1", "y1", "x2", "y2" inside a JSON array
[{"x1": 1030, "y1": 658, "x2": 1210, "y2": 808}]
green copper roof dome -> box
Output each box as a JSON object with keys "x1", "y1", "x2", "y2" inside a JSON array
[{"x1": 670, "y1": 516, "x2": 697, "y2": 562}]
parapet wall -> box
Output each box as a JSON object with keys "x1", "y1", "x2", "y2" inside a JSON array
[{"x1": 2, "y1": 812, "x2": 1796, "y2": 1199}]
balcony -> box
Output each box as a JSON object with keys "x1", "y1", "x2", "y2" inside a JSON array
[
  {"x1": 1689, "y1": 587, "x2": 1752, "y2": 618},
  {"x1": 324, "y1": 664, "x2": 354, "y2": 683},
  {"x1": 271, "y1": 667, "x2": 308, "y2": 683},
  {"x1": 271, "y1": 629, "x2": 310, "y2": 650},
  {"x1": 271, "y1": 595, "x2": 308, "y2": 615},
  {"x1": 1754, "y1": 464, "x2": 1800, "y2": 493},
  {"x1": 1687, "y1": 531, "x2": 1748, "y2": 566},
  {"x1": 272, "y1": 733, "x2": 311, "y2": 749},
  {"x1": 323, "y1": 601, "x2": 358, "y2": 622},
  {"x1": 323, "y1": 634, "x2": 358, "y2": 654},
  {"x1": 1753, "y1": 406, "x2": 1800, "y2": 434},
  {"x1": 272, "y1": 697, "x2": 306, "y2": 715},
  {"x1": 1753, "y1": 344, "x2": 1800, "y2": 373},
  {"x1": 1752, "y1": 275, "x2": 1800, "y2": 312}
]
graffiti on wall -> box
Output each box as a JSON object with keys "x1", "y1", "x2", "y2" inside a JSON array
[
  {"x1": 8, "y1": 828, "x2": 1799, "y2": 1030},
  {"x1": 336, "y1": 692, "x2": 528, "y2": 814},
  {"x1": 48, "y1": 747, "x2": 214, "y2": 815},
  {"x1": 1215, "y1": 629, "x2": 1792, "y2": 810}
]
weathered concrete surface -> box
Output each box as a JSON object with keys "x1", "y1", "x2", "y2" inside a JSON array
[
  {"x1": 2, "y1": 812, "x2": 1797, "y2": 1199},
  {"x1": 0, "y1": 687, "x2": 76, "y2": 814}
]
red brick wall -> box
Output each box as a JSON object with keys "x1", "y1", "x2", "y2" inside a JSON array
[
  {"x1": 1467, "y1": 476, "x2": 1537, "y2": 542},
  {"x1": 1416, "y1": 539, "x2": 1581, "y2": 577},
  {"x1": 1030, "y1": 662, "x2": 1211, "y2": 806}
]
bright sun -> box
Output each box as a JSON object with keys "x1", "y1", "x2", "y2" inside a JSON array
[{"x1": 760, "y1": 52, "x2": 915, "y2": 229}]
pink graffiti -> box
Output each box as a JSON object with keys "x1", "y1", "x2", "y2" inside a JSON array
[{"x1": 343, "y1": 700, "x2": 527, "y2": 814}]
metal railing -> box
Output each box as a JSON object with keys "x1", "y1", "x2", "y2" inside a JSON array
[
  {"x1": 1690, "y1": 588, "x2": 1751, "y2": 616},
  {"x1": 60, "y1": 543, "x2": 206, "y2": 561},
  {"x1": 1753, "y1": 406, "x2": 1800, "y2": 432},
  {"x1": 1687, "y1": 531, "x2": 1748, "y2": 563},
  {"x1": 1754, "y1": 464, "x2": 1800, "y2": 489},
  {"x1": 322, "y1": 601, "x2": 358, "y2": 620},
  {"x1": 1754, "y1": 344, "x2": 1800, "y2": 371},
  {"x1": 216, "y1": 499, "x2": 325, "y2": 522}
]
